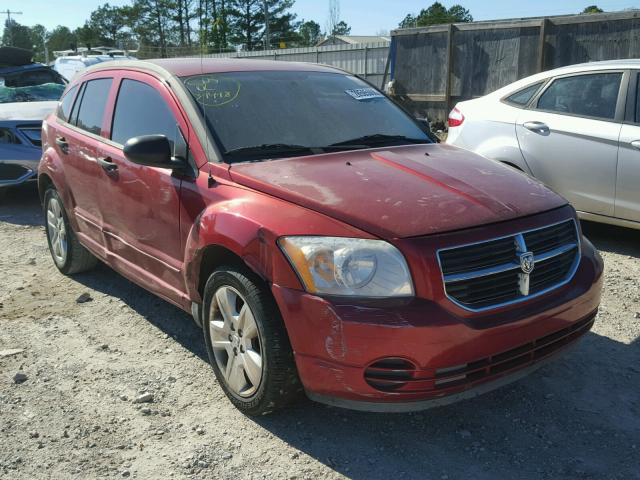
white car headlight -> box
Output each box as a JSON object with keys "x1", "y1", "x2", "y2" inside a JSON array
[{"x1": 278, "y1": 236, "x2": 414, "y2": 297}]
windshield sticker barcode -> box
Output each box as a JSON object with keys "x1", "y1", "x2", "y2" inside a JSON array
[{"x1": 345, "y1": 88, "x2": 384, "y2": 101}]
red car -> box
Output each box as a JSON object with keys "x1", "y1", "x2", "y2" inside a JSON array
[{"x1": 38, "y1": 59, "x2": 603, "y2": 415}]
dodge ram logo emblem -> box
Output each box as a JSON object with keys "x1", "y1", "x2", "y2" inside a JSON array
[{"x1": 519, "y1": 252, "x2": 535, "y2": 274}]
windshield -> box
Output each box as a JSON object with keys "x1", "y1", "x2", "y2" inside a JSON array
[
  {"x1": 182, "y1": 71, "x2": 430, "y2": 162},
  {"x1": 0, "y1": 67, "x2": 66, "y2": 104}
]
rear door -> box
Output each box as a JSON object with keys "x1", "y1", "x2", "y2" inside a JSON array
[
  {"x1": 53, "y1": 76, "x2": 113, "y2": 248},
  {"x1": 96, "y1": 73, "x2": 190, "y2": 301},
  {"x1": 515, "y1": 71, "x2": 626, "y2": 216},
  {"x1": 615, "y1": 70, "x2": 640, "y2": 222}
]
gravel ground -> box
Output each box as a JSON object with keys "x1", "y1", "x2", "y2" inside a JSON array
[{"x1": 1, "y1": 183, "x2": 639, "y2": 480}]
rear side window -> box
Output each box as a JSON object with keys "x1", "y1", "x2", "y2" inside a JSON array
[
  {"x1": 111, "y1": 79, "x2": 181, "y2": 147},
  {"x1": 57, "y1": 85, "x2": 78, "y2": 122},
  {"x1": 505, "y1": 82, "x2": 543, "y2": 107},
  {"x1": 75, "y1": 78, "x2": 112, "y2": 135},
  {"x1": 536, "y1": 73, "x2": 622, "y2": 120}
]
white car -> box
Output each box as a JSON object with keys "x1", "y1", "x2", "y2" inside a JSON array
[
  {"x1": 53, "y1": 55, "x2": 136, "y2": 82},
  {"x1": 447, "y1": 60, "x2": 640, "y2": 230}
]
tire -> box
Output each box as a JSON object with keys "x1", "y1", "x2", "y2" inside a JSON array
[
  {"x1": 202, "y1": 265, "x2": 302, "y2": 415},
  {"x1": 44, "y1": 187, "x2": 98, "y2": 275}
]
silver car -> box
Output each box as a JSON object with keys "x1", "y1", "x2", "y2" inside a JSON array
[
  {"x1": 0, "y1": 48, "x2": 66, "y2": 190},
  {"x1": 447, "y1": 60, "x2": 640, "y2": 230}
]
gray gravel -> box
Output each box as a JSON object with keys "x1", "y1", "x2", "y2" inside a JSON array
[{"x1": 1, "y1": 183, "x2": 639, "y2": 479}]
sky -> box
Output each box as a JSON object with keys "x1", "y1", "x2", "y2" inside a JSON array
[{"x1": 2, "y1": 0, "x2": 639, "y2": 35}]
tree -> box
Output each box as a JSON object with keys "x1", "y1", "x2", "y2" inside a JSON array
[
  {"x1": 74, "y1": 23, "x2": 101, "y2": 50},
  {"x1": 227, "y1": 0, "x2": 263, "y2": 50},
  {"x1": 30, "y1": 24, "x2": 48, "y2": 62},
  {"x1": 263, "y1": 0, "x2": 297, "y2": 49},
  {"x1": 582, "y1": 5, "x2": 604, "y2": 14},
  {"x1": 226, "y1": 0, "x2": 296, "y2": 51},
  {"x1": 47, "y1": 26, "x2": 77, "y2": 53},
  {"x1": 326, "y1": 0, "x2": 340, "y2": 37},
  {"x1": 131, "y1": 0, "x2": 175, "y2": 57},
  {"x1": 1, "y1": 19, "x2": 34, "y2": 50},
  {"x1": 89, "y1": 3, "x2": 130, "y2": 46},
  {"x1": 298, "y1": 19, "x2": 321, "y2": 46},
  {"x1": 398, "y1": 2, "x2": 473, "y2": 28},
  {"x1": 332, "y1": 20, "x2": 350, "y2": 36}
]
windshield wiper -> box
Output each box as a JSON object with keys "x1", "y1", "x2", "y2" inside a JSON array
[
  {"x1": 328, "y1": 134, "x2": 430, "y2": 148},
  {"x1": 224, "y1": 143, "x2": 322, "y2": 159}
]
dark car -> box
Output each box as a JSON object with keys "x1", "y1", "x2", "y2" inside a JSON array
[
  {"x1": 38, "y1": 59, "x2": 603, "y2": 415},
  {"x1": 0, "y1": 47, "x2": 66, "y2": 190}
]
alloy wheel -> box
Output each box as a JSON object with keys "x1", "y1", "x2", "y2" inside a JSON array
[
  {"x1": 47, "y1": 197, "x2": 68, "y2": 266},
  {"x1": 209, "y1": 286, "x2": 263, "y2": 397}
]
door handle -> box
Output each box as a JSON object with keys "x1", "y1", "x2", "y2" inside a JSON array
[
  {"x1": 523, "y1": 121, "x2": 550, "y2": 135},
  {"x1": 55, "y1": 136, "x2": 69, "y2": 154},
  {"x1": 630, "y1": 140, "x2": 640, "y2": 151},
  {"x1": 97, "y1": 156, "x2": 118, "y2": 172}
]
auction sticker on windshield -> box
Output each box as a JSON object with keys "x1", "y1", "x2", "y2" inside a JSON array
[
  {"x1": 184, "y1": 75, "x2": 241, "y2": 107},
  {"x1": 345, "y1": 88, "x2": 384, "y2": 101}
]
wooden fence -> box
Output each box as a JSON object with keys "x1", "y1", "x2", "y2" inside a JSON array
[{"x1": 390, "y1": 10, "x2": 640, "y2": 122}]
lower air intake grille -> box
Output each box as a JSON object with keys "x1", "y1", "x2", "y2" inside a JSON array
[{"x1": 438, "y1": 220, "x2": 580, "y2": 311}]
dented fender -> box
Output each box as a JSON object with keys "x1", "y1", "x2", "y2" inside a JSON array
[{"x1": 180, "y1": 174, "x2": 373, "y2": 303}]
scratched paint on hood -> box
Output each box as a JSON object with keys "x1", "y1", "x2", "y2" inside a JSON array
[{"x1": 229, "y1": 144, "x2": 566, "y2": 239}]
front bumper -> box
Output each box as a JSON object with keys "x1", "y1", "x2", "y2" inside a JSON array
[{"x1": 272, "y1": 225, "x2": 603, "y2": 411}]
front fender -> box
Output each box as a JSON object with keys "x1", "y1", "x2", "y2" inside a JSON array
[
  {"x1": 183, "y1": 207, "x2": 293, "y2": 301},
  {"x1": 181, "y1": 178, "x2": 374, "y2": 303}
]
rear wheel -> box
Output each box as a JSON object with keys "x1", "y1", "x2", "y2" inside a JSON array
[
  {"x1": 44, "y1": 188, "x2": 98, "y2": 275},
  {"x1": 202, "y1": 266, "x2": 302, "y2": 415}
]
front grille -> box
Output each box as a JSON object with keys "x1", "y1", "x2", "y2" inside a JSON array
[
  {"x1": 0, "y1": 163, "x2": 31, "y2": 181},
  {"x1": 438, "y1": 220, "x2": 579, "y2": 311},
  {"x1": 17, "y1": 124, "x2": 42, "y2": 147}
]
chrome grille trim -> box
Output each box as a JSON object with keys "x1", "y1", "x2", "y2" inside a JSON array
[{"x1": 437, "y1": 219, "x2": 581, "y2": 312}]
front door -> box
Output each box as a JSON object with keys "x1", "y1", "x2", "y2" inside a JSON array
[
  {"x1": 515, "y1": 71, "x2": 625, "y2": 216},
  {"x1": 97, "y1": 74, "x2": 190, "y2": 303}
]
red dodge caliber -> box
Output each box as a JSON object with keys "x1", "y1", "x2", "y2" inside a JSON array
[{"x1": 38, "y1": 59, "x2": 603, "y2": 415}]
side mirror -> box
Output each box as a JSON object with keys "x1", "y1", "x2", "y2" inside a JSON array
[{"x1": 123, "y1": 135, "x2": 184, "y2": 169}]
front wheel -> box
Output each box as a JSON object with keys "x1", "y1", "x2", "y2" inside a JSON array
[{"x1": 202, "y1": 266, "x2": 302, "y2": 415}]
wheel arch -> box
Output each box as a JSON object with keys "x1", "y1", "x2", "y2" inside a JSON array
[{"x1": 183, "y1": 208, "x2": 303, "y2": 305}]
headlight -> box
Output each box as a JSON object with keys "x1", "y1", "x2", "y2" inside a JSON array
[{"x1": 278, "y1": 236, "x2": 413, "y2": 297}]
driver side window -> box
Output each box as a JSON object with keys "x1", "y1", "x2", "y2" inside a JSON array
[
  {"x1": 111, "y1": 79, "x2": 186, "y2": 155},
  {"x1": 536, "y1": 72, "x2": 622, "y2": 121}
]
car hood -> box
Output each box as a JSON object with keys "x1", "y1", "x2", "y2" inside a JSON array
[
  {"x1": 0, "y1": 101, "x2": 58, "y2": 121},
  {"x1": 229, "y1": 144, "x2": 567, "y2": 239}
]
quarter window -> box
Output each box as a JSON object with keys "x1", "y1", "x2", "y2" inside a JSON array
[
  {"x1": 536, "y1": 73, "x2": 622, "y2": 120},
  {"x1": 111, "y1": 79, "x2": 181, "y2": 148},
  {"x1": 74, "y1": 78, "x2": 113, "y2": 135},
  {"x1": 505, "y1": 82, "x2": 543, "y2": 107},
  {"x1": 57, "y1": 85, "x2": 78, "y2": 122}
]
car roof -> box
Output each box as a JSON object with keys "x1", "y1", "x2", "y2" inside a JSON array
[
  {"x1": 86, "y1": 57, "x2": 344, "y2": 79},
  {"x1": 488, "y1": 59, "x2": 640, "y2": 99}
]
